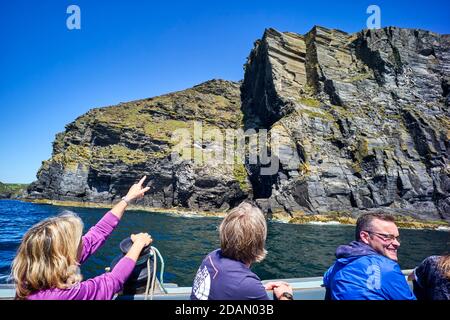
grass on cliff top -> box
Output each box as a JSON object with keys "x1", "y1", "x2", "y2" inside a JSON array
[
  {"x1": 93, "y1": 87, "x2": 241, "y2": 132},
  {"x1": 0, "y1": 182, "x2": 29, "y2": 194},
  {"x1": 95, "y1": 104, "x2": 149, "y2": 130}
]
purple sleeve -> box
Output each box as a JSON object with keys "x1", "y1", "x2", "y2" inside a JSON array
[
  {"x1": 79, "y1": 211, "x2": 119, "y2": 264},
  {"x1": 238, "y1": 277, "x2": 270, "y2": 300},
  {"x1": 69, "y1": 257, "x2": 136, "y2": 300}
]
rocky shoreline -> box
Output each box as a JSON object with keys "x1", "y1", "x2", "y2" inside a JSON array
[{"x1": 19, "y1": 198, "x2": 449, "y2": 231}]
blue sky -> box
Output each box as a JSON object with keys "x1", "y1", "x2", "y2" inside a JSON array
[{"x1": 0, "y1": 0, "x2": 449, "y2": 183}]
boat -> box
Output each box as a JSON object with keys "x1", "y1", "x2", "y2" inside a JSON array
[
  {"x1": 0, "y1": 272, "x2": 415, "y2": 300},
  {"x1": 116, "y1": 270, "x2": 415, "y2": 300}
]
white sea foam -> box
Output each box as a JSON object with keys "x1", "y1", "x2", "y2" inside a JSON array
[
  {"x1": 272, "y1": 219, "x2": 289, "y2": 224},
  {"x1": 435, "y1": 226, "x2": 450, "y2": 232},
  {"x1": 308, "y1": 221, "x2": 341, "y2": 226}
]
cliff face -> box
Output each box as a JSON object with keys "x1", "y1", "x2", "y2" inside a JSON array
[
  {"x1": 28, "y1": 80, "x2": 250, "y2": 212},
  {"x1": 28, "y1": 26, "x2": 450, "y2": 221},
  {"x1": 242, "y1": 26, "x2": 449, "y2": 220}
]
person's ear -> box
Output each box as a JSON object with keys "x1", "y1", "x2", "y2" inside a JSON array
[{"x1": 359, "y1": 231, "x2": 370, "y2": 244}]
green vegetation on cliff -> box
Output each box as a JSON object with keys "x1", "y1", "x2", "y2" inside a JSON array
[
  {"x1": 233, "y1": 160, "x2": 251, "y2": 192},
  {"x1": 94, "y1": 145, "x2": 148, "y2": 165},
  {"x1": 0, "y1": 182, "x2": 29, "y2": 197},
  {"x1": 43, "y1": 80, "x2": 244, "y2": 172},
  {"x1": 51, "y1": 144, "x2": 149, "y2": 170}
]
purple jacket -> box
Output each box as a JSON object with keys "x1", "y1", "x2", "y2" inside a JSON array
[
  {"x1": 27, "y1": 212, "x2": 135, "y2": 300},
  {"x1": 191, "y1": 249, "x2": 269, "y2": 300}
]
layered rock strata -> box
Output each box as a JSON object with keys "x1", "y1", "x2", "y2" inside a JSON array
[{"x1": 241, "y1": 26, "x2": 449, "y2": 220}]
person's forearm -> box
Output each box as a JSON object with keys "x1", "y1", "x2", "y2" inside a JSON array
[
  {"x1": 125, "y1": 242, "x2": 146, "y2": 262},
  {"x1": 110, "y1": 176, "x2": 149, "y2": 220},
  {"x1": 110, "y1": 199, "x2": 128, "y2": 220}
]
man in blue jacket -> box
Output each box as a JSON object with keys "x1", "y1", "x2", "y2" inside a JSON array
[{"x1": 323, "y1": 212, "x2": 416, "y2": 300}]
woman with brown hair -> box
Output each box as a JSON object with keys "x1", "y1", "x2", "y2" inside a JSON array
[
  {"x1": 12, "y1": 176, "x2": 152, "y2": 300},
  {"x1": 410, "y1": 254, "x2": 450, "y2": 300}
]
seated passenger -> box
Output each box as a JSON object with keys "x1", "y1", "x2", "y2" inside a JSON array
[
  {"x1": 12, "y1": 176, "x2": 152, "y2": 300},
  {"x1": 190, "y1": 201, "x2": 293, "y2": 300},
  {"x1": 323, "y1": 212, "x2": 415, "y2": 300},
  {"x1": 409, "y1": 254, "x2": 450, "y2": 300}
]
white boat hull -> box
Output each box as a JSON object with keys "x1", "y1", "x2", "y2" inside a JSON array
[{"x1": 1, "y1": 270, "x2": 414, "y2": 300}]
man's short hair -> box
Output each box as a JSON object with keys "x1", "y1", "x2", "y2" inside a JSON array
[
  {"x1": 355, "y1": 212, "x2": 396, "y2": 241},
  {"x1": 219, "y1": 201, "x2": 268, "y2": 265}
]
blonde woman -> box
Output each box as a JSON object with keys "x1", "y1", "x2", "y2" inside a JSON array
[
  {"x1": 410, "y1": 254, "x2": 450, "y2": 300},
  {"x1": 190, "y1": 201, "x2": 293, "y2": 300},
  {"x1": 12, "y1": 176, "x2": 152, "y2": 300}
]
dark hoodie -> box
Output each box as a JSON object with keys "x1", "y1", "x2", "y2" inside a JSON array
[{"x1": 323, "y1": 241, "x2": 415, "y2": 300}]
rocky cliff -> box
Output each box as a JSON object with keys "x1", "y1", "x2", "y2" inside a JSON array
[
  {"x1": 28, "y1": 26, "x2": 450, "y2": 221},
  {"x1": 27, "y1": 80, "x2": 250, "y2": 212},
  {"x1": 242, "y1": 26, "x2": 449, "y2": 221}
]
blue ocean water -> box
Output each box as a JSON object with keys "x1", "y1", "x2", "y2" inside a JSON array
[{"x1": 0, "y1": 200, "x2": 448, "y2": 286}]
